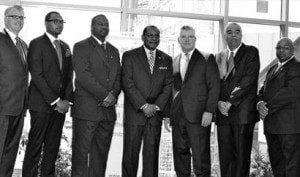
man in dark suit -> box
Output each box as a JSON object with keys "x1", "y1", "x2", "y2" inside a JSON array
[
  {"x1": 121, "y1": 25, "x2": 172, "y2": 177},
  {"x1": 164, "y1": 25, "x2": 220, "y2": 177},
  {"x1": 22, "y1": 11, "x2": 73, "y2": 177},
  {"x1": 257, "y1": 37, "x2": 300, "y2": 177},
  {"x1": 0, "y1": 5, "x2": 28, "y2": 177},
  {"x1": 215, "y1": 23, "x2": 260, "y2": 177},
  {"x1": 71, "y1": 14, "x2": 121, "y2": 177}
]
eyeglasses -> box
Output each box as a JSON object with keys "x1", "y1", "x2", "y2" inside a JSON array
[
  {"x1": 6, "y1": 15, "x2": 25, "y2": 20},
  {"x1": 180, "y1": 36, "x2": 196, "y2": 40},
  {"x1": 275, "y1": 46, "x2": 291, "y2": 50},
  {"x1": 47, "y1": 19, "x2": 65, "y2": 25}
]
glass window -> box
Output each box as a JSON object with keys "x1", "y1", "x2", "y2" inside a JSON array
[
  {"x1": 289, "y1": 28, "x2": 300, "y2": 41},
  {"x1": 124, "y1": 14, "x2": 219, "y2": 57},
  {"x1": 229, "y1": 0, "x2": 281, "y2": 20},
  {"x1": 128, "y1": 0, "x2": 221, "y2": 15},
  {"x1": 289, "y1": 0, "x2": 300, "y2": 22},
  {"x1": 238, "y1": 23, "x2": 280, "y2": 70},
  {"x1": 21, "y1": 0, "x2": 121, "y2": 8}
]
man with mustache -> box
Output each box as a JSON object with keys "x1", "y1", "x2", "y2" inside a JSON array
[
  {"x1": 215, "y1": 23, "x2": 260, "y2": 177},
  {"x1": 22, "y1": 11, "x2": 73, "y2": 177},
  {"x1": 258, "y1": 38, "x2": 300, "y2": 177},
  {"x1": 0, "y1": 5, "x2": 28, "y2": 177},
  {"x1": 121, "y1": 25, "x2": 172, "y2": 177},
  {"x1": 71, "y1": 14, "x2": 121, "y2": 177}
]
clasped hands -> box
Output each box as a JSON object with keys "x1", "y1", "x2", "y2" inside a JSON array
[
  {"x1": 257, "y1": 101, "x2": 269, "y2": 120},
  {"x1": 55, "y1": 99, "x2": 70, "y2": 114},
  {"x1": 142, "y1": 103, "x2": 158, "y2": 118},
  {"x1": 218, "y1": 101, "x2": 232, "y2": 116}
]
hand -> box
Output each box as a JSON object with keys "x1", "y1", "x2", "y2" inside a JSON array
[
  {"x1": 257, "y1": 101, "x2": 268, "y2": 120},
  {"x1": 55, "y1": 99, "x2": 70, "y2": 114},
  {"x1": 55, "y1": 106, "x2": 67, "y2": 114},
  {"x1": 201, "y1": 112, "x2": 213, "y2": 127},
  {"x1": 164, "y1": 117, "x2": 171, "y2": 132},
  {"x1": 102, "y1": 92, "x2": 116, "y2": 107},
  {"x1": 218, "y1": 101, "x2": 228, "y2": 116},
  {"x1": 142, "y1": 104, "x2": 156, "y2": 118},
  {"x1": 225, "y1": 102, "x2": 232, "y2": 112}
]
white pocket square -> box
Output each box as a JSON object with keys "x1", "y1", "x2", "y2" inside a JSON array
[{"x1": 159, "y1": 67, "x2": 167, "y2": 70}]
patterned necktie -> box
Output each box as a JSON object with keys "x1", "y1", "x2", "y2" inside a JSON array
[
  {"x1": 226, "y1": 51, "x2": 234, "y2": 77},
  {"x1": 53, "y1": 40, "x2": 63, "y2": 70},
  {"x1": 149, "y1": 51, "x2": 155, "y2": 74},
  {"x1": 15, "y1": 37, "x2": 26, "y2": 64},
  {"x1": 180, "y1": 52, "x2": 189, "y2": 80}
]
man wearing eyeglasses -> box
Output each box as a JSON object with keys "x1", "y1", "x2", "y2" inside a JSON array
[
  {"x1": 257, "y1": 38, "x2": 300, "y2": 177},
  {"x1": 0, "y1": 5, "x2": 28, "y2": 177},
  {"x1": 121, "y1": 25, "x2": 172, "y2": 177},
  {"x1": 164, "y1": 25, "x2": 220, "y2": 177},
  {"x1": 215, "y1": 23, "x2": 260, "y2": 177},
  {"x1": 22, "y1": 11, "x2": 73, "y2": 177}
]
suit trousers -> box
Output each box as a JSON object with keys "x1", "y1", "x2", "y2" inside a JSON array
[
  {"x1": 71, "y1": 118, "x2": 115, "y2": 177},
  {"x1": 0, "y1": 112, "x2": 25, "y2": 177},
  {"x1": 265, "y1": 133, "x2": 300, "y2": 177},
  {"x1": 171, "y1": 98, "x2": 211, "y2": 177},
  {"x1": 22, "y1": 110, "x2": 65, "y2": 177},
  {"x1": 217, "y1": 123, "x2": 255, "y2": 177},
  {"x1": 122, "y1": 121, "x2": 162, "y2": 177}
]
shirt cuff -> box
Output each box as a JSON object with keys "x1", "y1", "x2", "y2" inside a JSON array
[
  {"x1": 51, "y1": 97, "x2": 60, "y2": 106},
  {"x1": 256, "y1": 101, "x2": 264, "y2": 110},
  {"x1": 140, "y1": 104, "x2": 148, "y2": 110}
]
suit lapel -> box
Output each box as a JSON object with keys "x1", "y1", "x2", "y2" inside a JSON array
[
  {"x1": 137, "y1": 46, "x2": 152, "y2": 75},
  {"x1": 183, "y1": 49, "x2": 199, "y2": 82},
  {"x1": 152, "y1": 51, "x2": 163, "y2": 76},
  {"x1": 43, "y1": 34, "x2": 62, "y2": 72},
  {"x1": 3, "y1": 29, "x2": 27, "y2": 69},
  {"x1": 268, "y1": 58, "x2": 294, "y2": 82},
  {"x1": 89, "y1": 37, "x2": 110, "y2": 68},
  {"x1": 224, "y1": 43, "x2": 245, "y2": 81}
]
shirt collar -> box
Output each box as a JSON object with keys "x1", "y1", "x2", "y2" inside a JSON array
[
  {"x1": 181, "y1": 48, "x2": 195, "y2": 58},
  {"x1": 4, "y1": 28, "x2": 17, "y2": 44},
  {"x1": 46, "y1": 32, "x2": 60, "y2": 47},
  {"x1": 144, "y1": 45, "x2": 156, "y2": 57},
  {"x1": 278, "y1": 56, "x2": 294, "y2": 67},
  {"x1": 92, "y1": 35, "x2": 106, "y2": 46},
  {"x1": 227, "y1": 43, "x2": 242, "y2": 56}
]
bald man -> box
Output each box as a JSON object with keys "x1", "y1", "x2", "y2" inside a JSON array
[
  {"x1": 258, "y1": 38, "x2": 300, "y2": 177},
  {"x1": 0, "y1": 5, "x2": 28, "y2": 177},
  {"x1": 215, "y1": 23, "x2": 260, "y2": 177}
]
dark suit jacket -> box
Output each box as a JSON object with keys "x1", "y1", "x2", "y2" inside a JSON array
[
  {"x1": 72, "y1": 37, "x2": 121, "y2": 122},
  {"x1": 170, "y1": 49, "x2": 220, "y2": 123},
  {"x1": 258, "y1": 57, "x2": 300, "y2": 134},
  {"x1": 0, "y1": 30, "x2": 28, "y2": 116},
  {"x1": 28, "y1": 34, "x2": 73, "y2": 113},
  {"x1": 122, "y1": 46, "x2": 172, "y2": 126},
  {"x1": 216, "y1": 43, "x2": 260, "y2": 125}
]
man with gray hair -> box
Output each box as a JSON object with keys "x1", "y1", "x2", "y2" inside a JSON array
[
  {"x1": 165, "y1": 25, "x2": 220, "y2": 177},
  {"x1": 0, "y1": 5, "x2": 28, "y2": 177}
]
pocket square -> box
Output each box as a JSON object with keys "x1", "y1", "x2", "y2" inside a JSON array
[{"x1": 159, "y1": 66, "x2": 168, "y2": 70}]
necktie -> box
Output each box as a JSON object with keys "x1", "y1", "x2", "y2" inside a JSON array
[
  {"x1": 100, "y1": 43, "x2": 106, "y2": 51},
  {"x1": 180, "y1": 53, "x2": 189, "y2": 80},
  {"x1": 148, "y1": 51, "x2": 155, "y2": 74},
  {"x1": 15, "y1": 37, "x2": 26, "y2": 64},
  {"x1": 225, "y1": 51, "x2": 234, "y2": 78},
  {"x1": 53, "y1": 40, "x2": 63, "y2": 70}
]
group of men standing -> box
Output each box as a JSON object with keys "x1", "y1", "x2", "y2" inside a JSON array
[{"x1": 0, "y1": 4, "x2": 300, "y2": 177}]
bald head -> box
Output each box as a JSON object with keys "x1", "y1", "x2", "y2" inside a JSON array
[
  {"x1": 224, "y1": 23, "x2": 242, "y2": 51},
  {"x1": 276, "y1": 37, "x2": 294, "y2": 62}
]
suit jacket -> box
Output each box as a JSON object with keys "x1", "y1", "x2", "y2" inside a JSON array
[
  {"x1": 0, "y1": 30, "x2": 28, "y2": 116},
  {"x1": 72, "y1": 37, "x2": 121, "y2": 122},
  {"x1": 170, "y1": 49, "x2": 220, "y2": 123},
  {"x1": 28, "y1": 34, "x2": 73, "y2": 113},
  {"x1": 122, "y1": 46, "x2": 172, "y2": 126},
  {"x1": 216, "y1": 43, "x2": 260, "y2": 125},
  {"x1": 258, "y1": 57, "x2": 300, "y2": 134}
]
